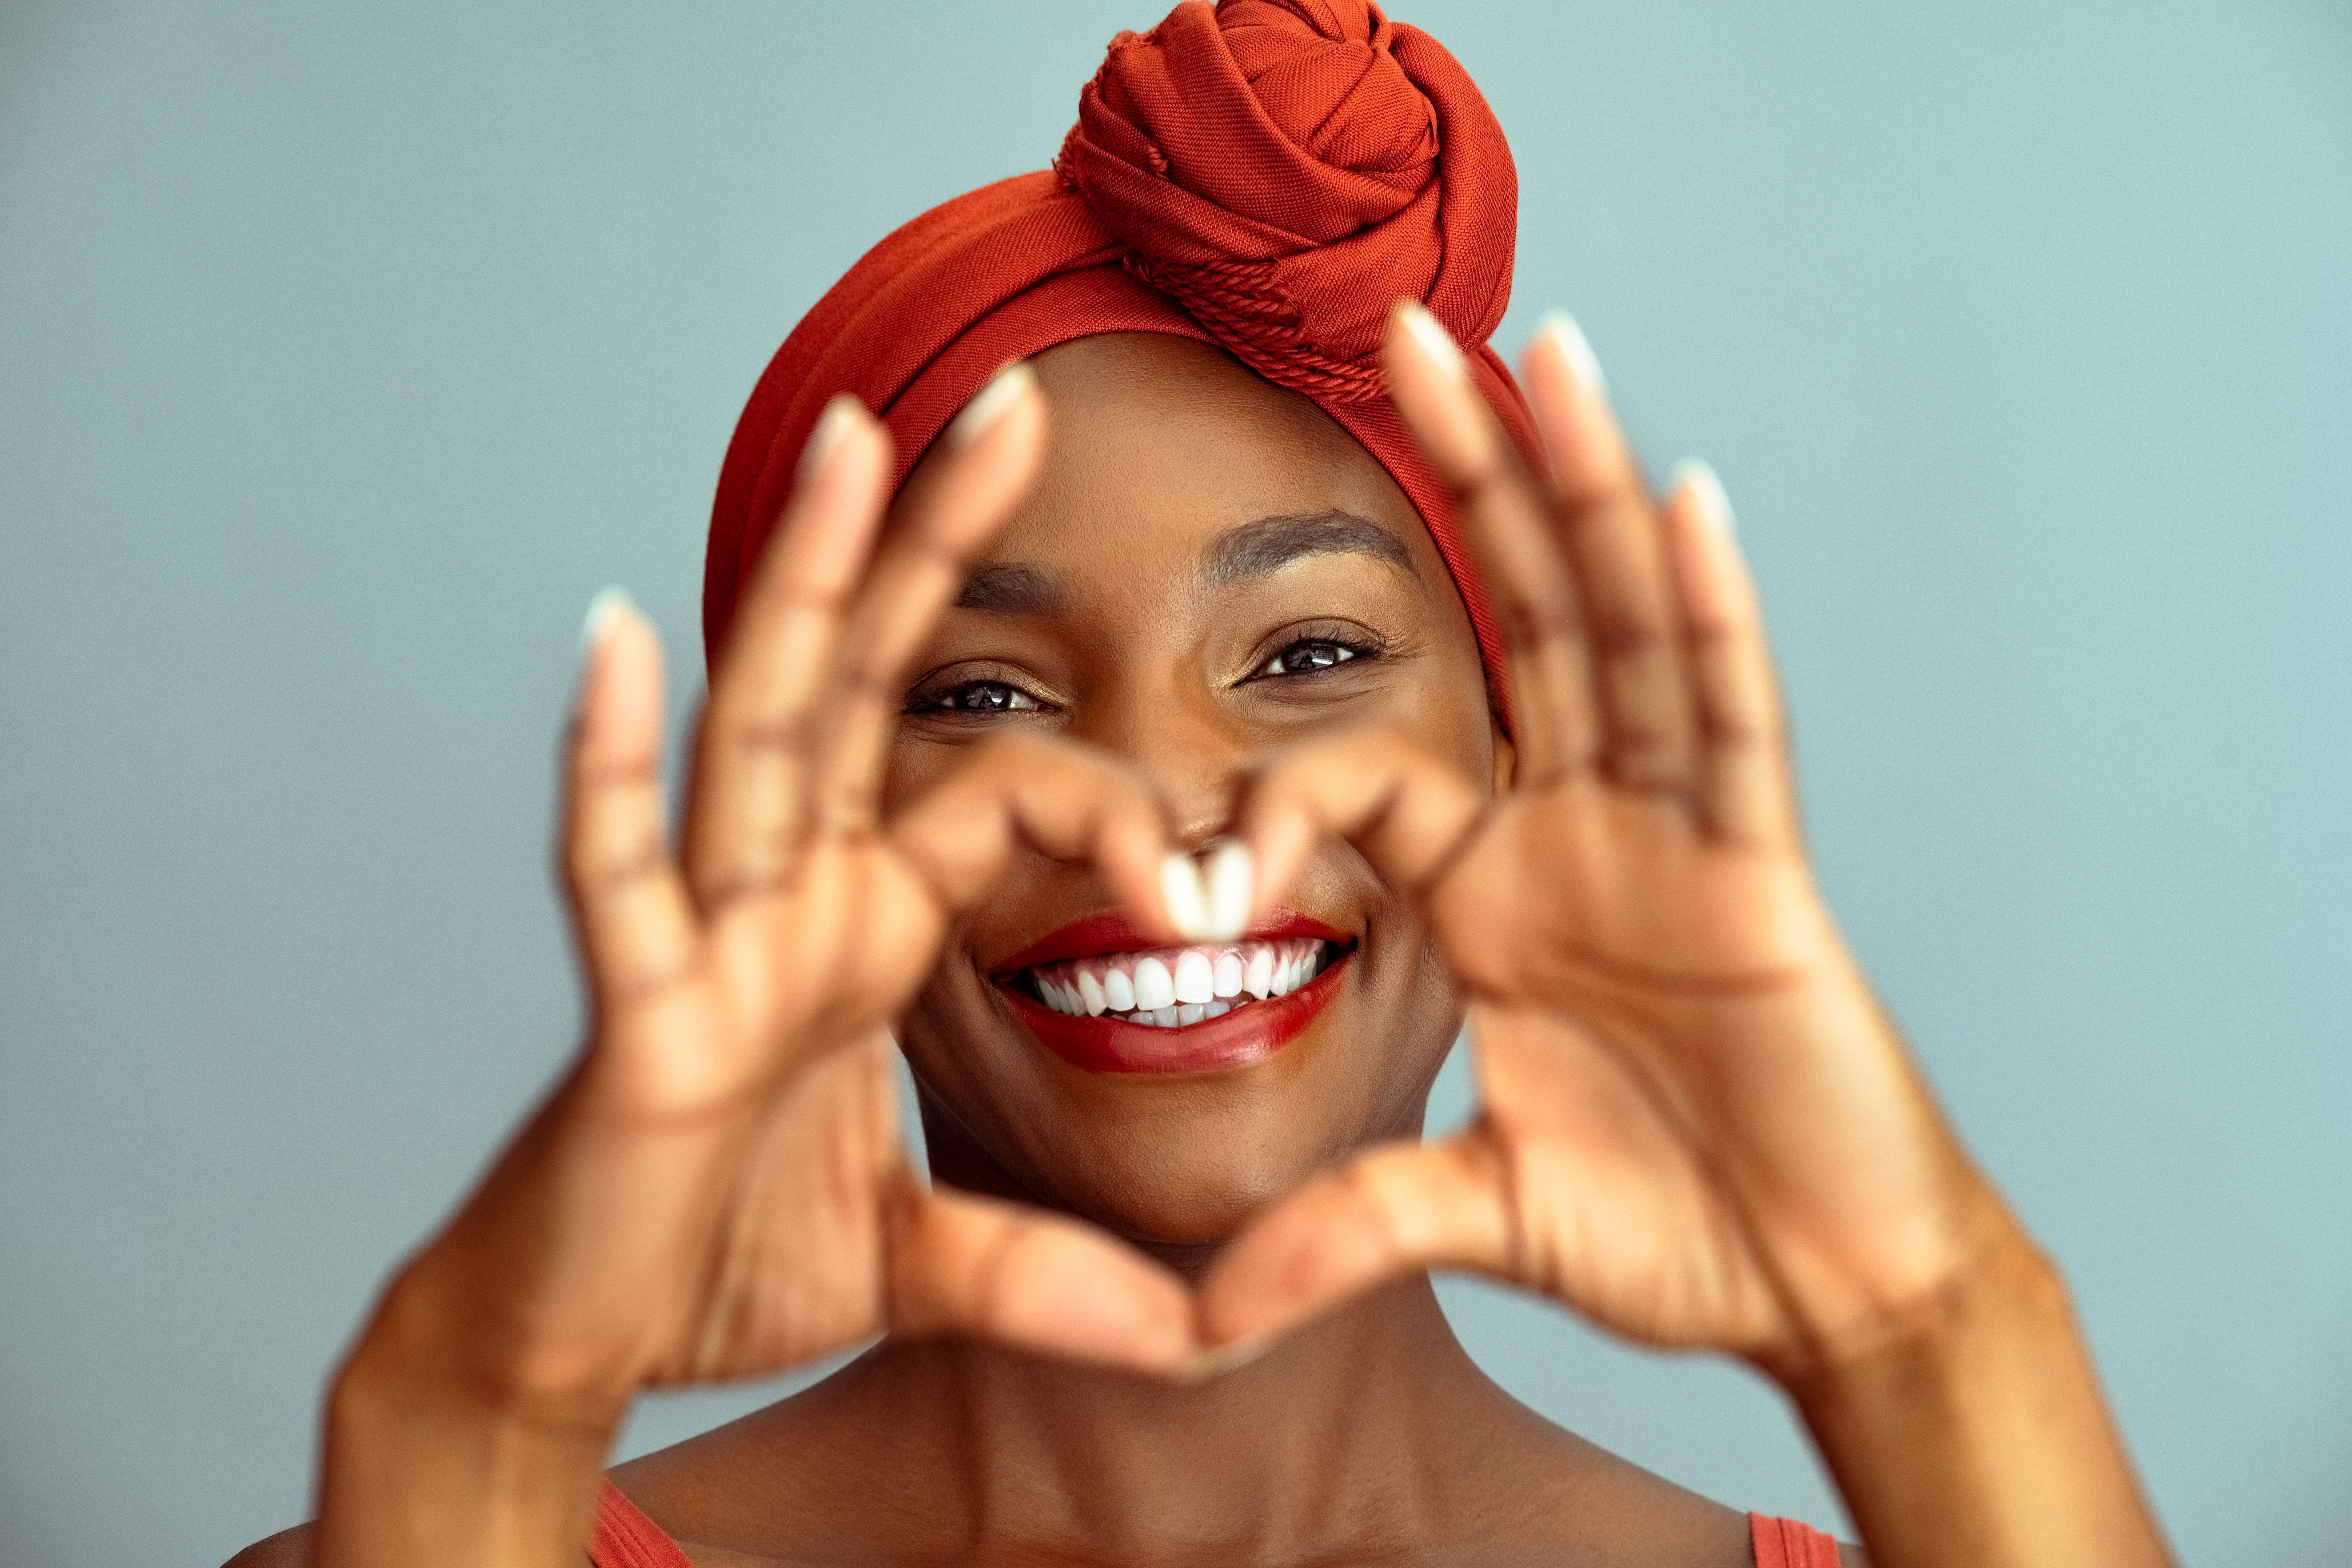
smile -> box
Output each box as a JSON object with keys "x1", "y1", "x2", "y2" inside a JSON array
[
  {"x1": 1025, "y1": 936, "x2": 1339, "y2": 1026},
  {"x1": 993, "y1": 911, "x2": 1355, "y2": 1074}
]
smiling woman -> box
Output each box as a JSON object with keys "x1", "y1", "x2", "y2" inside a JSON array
[
  {"x1": 229, "y1": 5, "x2": 2175, "y2": 1568},
  {"x1": 893, "y1": 334, "x2": 1486, "y2": 1102}
]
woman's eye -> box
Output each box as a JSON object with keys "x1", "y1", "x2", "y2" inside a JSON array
[
  {"x1": 1259, "y1": 639, "x2": 1362, "y2": 677},
  {"x1": 917, "y1": 681, "x2": 1043, "y2": 713}
]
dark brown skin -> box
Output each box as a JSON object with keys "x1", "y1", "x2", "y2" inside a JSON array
[
  {"x1": 605, "y1": 334, "x2": 1754, "y2": 1567},
  {"x1": 232, "y1": 319, "x2": 2173, "y2": 1568},
  {"x1": 889, "y1": 332, "x2": 1492, "y2": 1258}
]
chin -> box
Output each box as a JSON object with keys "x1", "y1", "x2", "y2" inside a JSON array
[{"x1": 899, "y1": 915, "x2": 1462, "y2": 1249}]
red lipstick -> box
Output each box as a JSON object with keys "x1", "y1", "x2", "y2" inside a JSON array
[
  {"x1": 992, "y1": 909, "x2": 1346, "y2": 977},
  {"x1": 990, "y1": 909, "x2": 1352, "y2": 1076}
]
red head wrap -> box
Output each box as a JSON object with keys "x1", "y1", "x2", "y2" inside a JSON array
[{"x1": 703, "y1": 0, "x2": 1540, "y2": 702}]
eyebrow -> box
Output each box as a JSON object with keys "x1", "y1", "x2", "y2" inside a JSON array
[
  {"x1": 1200, "y1": 511, "x2": 1416, "y2": 588},
  {"x1": 955, "y1": 563, "x2": 1065, "y2": 615}
]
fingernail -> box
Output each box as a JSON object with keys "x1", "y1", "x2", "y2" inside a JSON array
[
  {"x1": 1396, "y1": 302, "x2": 1468, "y2": 383},
  {"x1": 1537, "y1": 309, "x2": 1608, "y2": 401},
  {"x1": 949, "y1": 361, "x2": 1036, "y2": 449},
  {"x1": 798, "y1": 395, "x2": 862, "y2": 484},
  {"x1": 1204, "y1": 842, "x2": 1253, "y2": 940},
  {"x1": 1671, "y1": 458, "x2": 1736, "y2": 541},
  {"x1": 578, "y1": 585, "x2": 635, "y2": 660},
  {"x1": 1175, "y1": 1334, "x2": 1274, "y2": 1385},
  {"x1": 1160, "y1": 853, "x2": 1211, "y2": 941}
]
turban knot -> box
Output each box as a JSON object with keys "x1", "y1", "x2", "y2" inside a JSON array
[
  {"x1": 705, "y1": 0, "x2": 1535, "y2": 705},
  {"x1": 1057, "y1": 0, "x2": 1516, "y2": 402}
]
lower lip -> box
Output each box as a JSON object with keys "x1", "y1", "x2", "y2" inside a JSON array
[{"x1": 1003, "y1": 952, "x2": 1352, "y2": 1075}]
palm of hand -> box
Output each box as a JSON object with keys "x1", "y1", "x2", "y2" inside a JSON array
[
  {"x1": 613, "y1": 842, "x2": 948, "y2": 1387},
  {"x1": 1432, "y1": 780, "x2": 1833, "y2": 1354},
  {"x1": 398, "y1": 384, "x2": 1198, "y2": 1416}
]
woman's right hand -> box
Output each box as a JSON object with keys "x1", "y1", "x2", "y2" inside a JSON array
[{"x1": 316, "y1": 370, "x2": 1197, "y2": 1568}]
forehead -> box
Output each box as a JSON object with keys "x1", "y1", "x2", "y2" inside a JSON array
[{"x1": 972, "y1": 332, "x2": 1438, "y2": 576}]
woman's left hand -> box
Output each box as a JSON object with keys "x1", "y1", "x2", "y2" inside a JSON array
[
  {"x1": 1197, "y1": 306, "x2": 2172, "y2": 1568},
  {"x1": 1197, "y1": 304, "x2": 2004, "y2": 1372}
]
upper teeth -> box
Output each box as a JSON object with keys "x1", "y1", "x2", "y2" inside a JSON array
[{"x1": 1025, "y1": 939, "x2": 1334, "y2": 1027}]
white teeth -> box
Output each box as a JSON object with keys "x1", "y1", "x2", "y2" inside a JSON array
[
  {"x1": 1102, "y1": 965, "x2": 1136, "y2": 1012},
  {"x1": 1212, "y1": 951, "x2": 1243, "y2": 998},
  {"x1": 1132, "y1": 955, "x2": 1176, "y2": 1012},
  {"x1": 1244, "y1": 947, "x2": 1274, "y2": 999},
  {"x1": 1173, "y1": 950, "x2": 1214, "y2": 1005},
  {"x1": 1025, "y1": 938, "x2": 1337, "y2": 1027},
  {"x1": 1273, "y1": 952, "x2": 1299, "y2": 997}
]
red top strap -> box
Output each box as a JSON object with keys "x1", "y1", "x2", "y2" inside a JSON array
[
  {"x1": 1751, "y1": 1510, "x2": 1844, "y2": 1567},
  {"x1": 590, "y1": 1481, "x2": 692, "y2": 1568},
  {"x1": 591, "y1": 1482, "x2": 1840, "y2": 1566}
]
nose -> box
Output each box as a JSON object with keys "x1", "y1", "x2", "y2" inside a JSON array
[{"x1": 1067, "y1": 665, "x2": 1247, "y2": 849}]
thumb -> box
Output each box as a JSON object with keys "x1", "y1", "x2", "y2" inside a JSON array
[
  {"x1": 887, "y1": 1184, "x2": 1202, "y2": 1375},
  {"x1": 1195, "y1": 1126, "x2": 1519, "y2": 1348}
]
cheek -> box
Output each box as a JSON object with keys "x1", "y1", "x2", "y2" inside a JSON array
[
  {"x1": 1387, "y1": 649, "x2": 1497, "y2": 792},
  {"x1": 880, "y1": 733, "x2": 943, "y2": 818},
  {"x1": 882, "y1": 721, "x2": 1017, "y2": 825},
  {"x1": 1369, "y1": 577, "x2": 1499, "y2": 790}
]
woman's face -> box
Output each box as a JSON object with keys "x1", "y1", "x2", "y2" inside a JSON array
[{"x1": 885, "y1": 333, "x2": 1506, "y2": 1258}]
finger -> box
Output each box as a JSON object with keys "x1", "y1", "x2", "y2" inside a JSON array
[
  {"x1": 889, "y1": 1185, "x2": 1199, "y2": 1374},
  {"x1": 817, "y1": 365, "x2": 1046, "y2": 833},
  {"x1": 1385, "y1": 303, "x2": 1600, "y2": 788},
  {"x1": 890, "y1": 732, "x2": 1181, "y2": 942},
  {"x1": 1661, "y1": 462, "x2": 1798, "y2": 848},
  {"x1": 688, "y1": 396, "x2": 892, "y2": 906},
  {"x1": 1232, "y1": 725, "x2": 1488, "y2": 924},
  {"x1": 1196, "y1": 1129, "x2": 1516, "y2": 1346},
  {"x1": 1521, "y1": 315, "x2": 1701, "y2": 798},
  {"x1": 563, "y1": 590, "x2": 700, "y2": 1006}
]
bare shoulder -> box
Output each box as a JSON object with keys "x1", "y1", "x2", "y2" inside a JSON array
[
  {"x1": 221, "y1": 1522, "x2": 315, "y2": 1568},
  {"x1": 1444, "y1": 1389, "x2": 1761, "y2": 1568}
]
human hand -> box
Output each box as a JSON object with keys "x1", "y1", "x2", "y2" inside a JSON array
[
  {"x1": 1197, "y1": 307, "x2": 2004, "y2": 1372},
  {"x1": 340, "y1": 371, "x2": 1201, "y2": 1441}
]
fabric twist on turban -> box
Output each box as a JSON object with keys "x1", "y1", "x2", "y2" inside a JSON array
[{"x1": 704, "y1": 0, "x2": 1541, "y2": 700}]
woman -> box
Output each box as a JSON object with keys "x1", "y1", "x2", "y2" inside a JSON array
[{"x1": 238, "y1": 4, "x2": 2173, "y2": 1565}]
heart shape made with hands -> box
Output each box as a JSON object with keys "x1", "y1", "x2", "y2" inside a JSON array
[{"x1": 520, "y1": 308, "x2": 1975, "y2": 1410}]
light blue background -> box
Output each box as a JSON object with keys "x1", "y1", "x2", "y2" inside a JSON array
[{"x1": 3, "y1": 3, "x2": 2347, "y2": 1562}]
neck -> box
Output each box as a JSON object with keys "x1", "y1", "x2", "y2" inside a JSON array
[{"x1": 761, "y1": 1274, "x2": 1523, "y2": 1563}]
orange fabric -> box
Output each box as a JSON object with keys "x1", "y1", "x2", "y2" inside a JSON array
[
  {"x1": 702, "y1": 0, "x2": 1541, "y2": 714},
  {"x1": 590, "y1": 1481, "x2": 692, "y2": 1568},
  {"x1": 586, "y1": 1484, "x2": 1841, "y2": 1565},
  {"x1": 1750, "y1": 1509, "x2": 1846, "y2": 1568}
]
